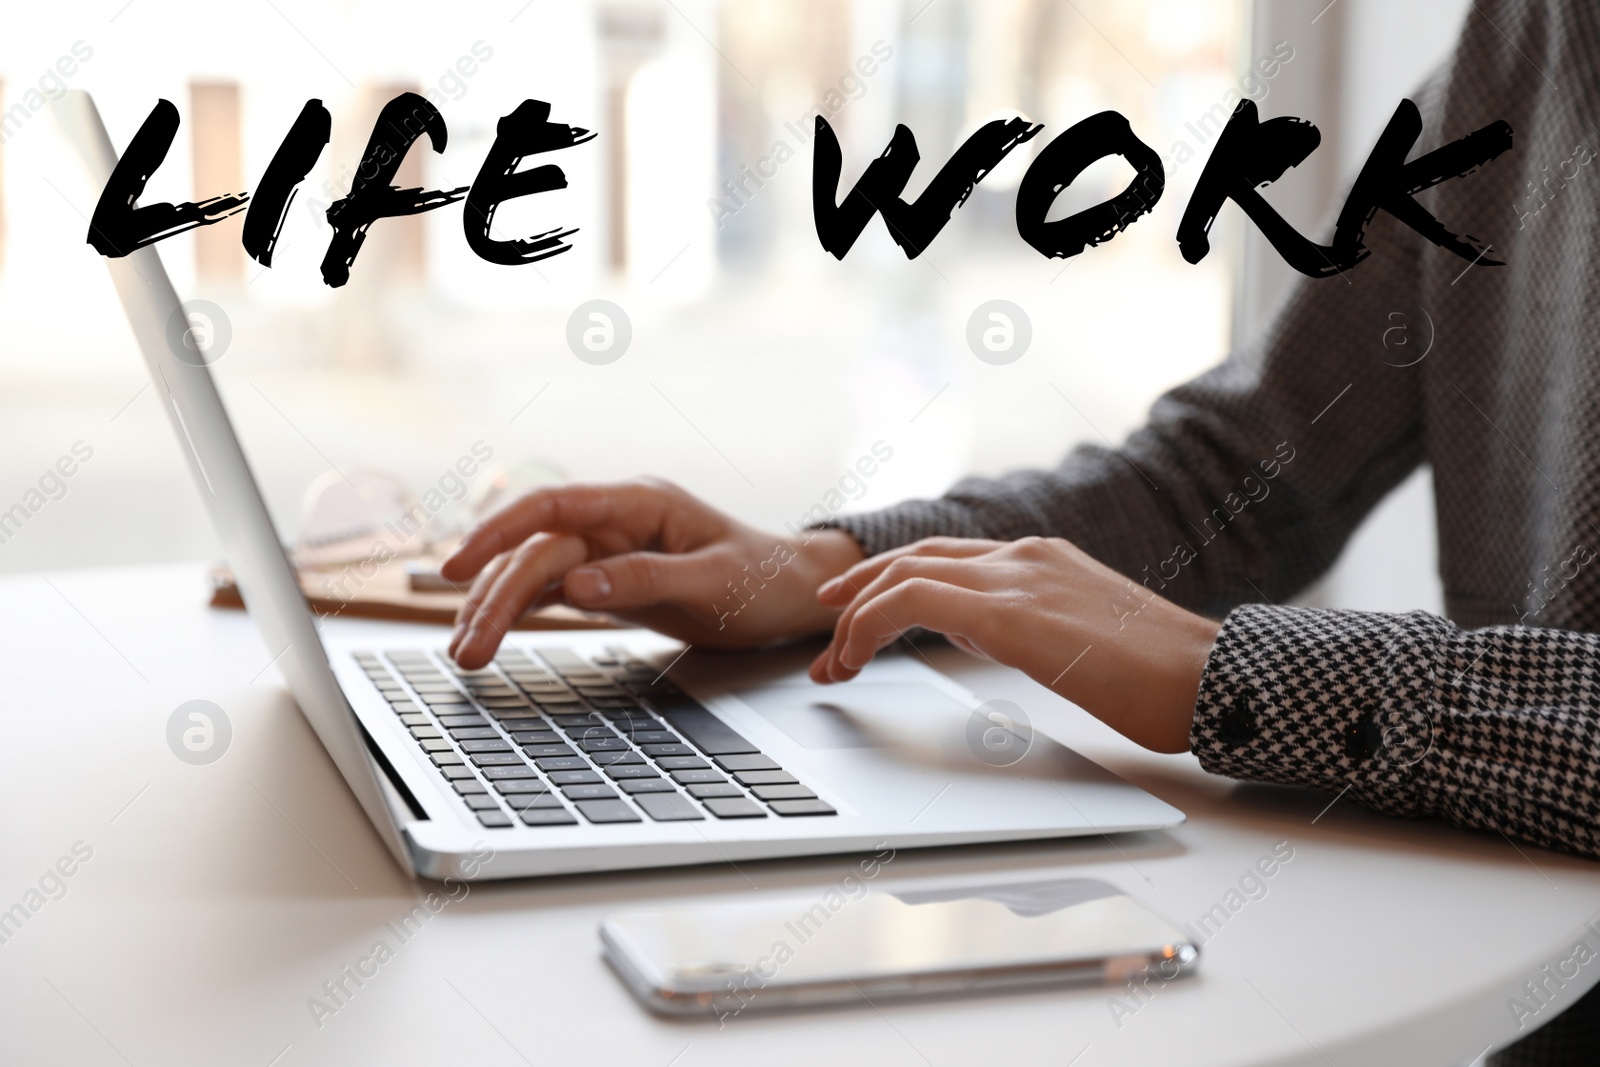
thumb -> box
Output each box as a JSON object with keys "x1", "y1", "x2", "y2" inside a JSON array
[{"x1": 564, "y1": 549, "x2": 727, "y2": 611}]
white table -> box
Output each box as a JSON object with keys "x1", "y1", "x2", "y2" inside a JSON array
[{"x1": 3, "y1": 563, "x2": 1596, "y2": 1067}]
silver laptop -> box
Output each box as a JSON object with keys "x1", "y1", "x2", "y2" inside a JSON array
[{"x1": 55, "y1": 91, "x2": 1182, "y2": 881}]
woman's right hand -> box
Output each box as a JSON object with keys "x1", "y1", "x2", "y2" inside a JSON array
[{"x1": 439, "y1": 478, "x2": 864, "y2": 668}]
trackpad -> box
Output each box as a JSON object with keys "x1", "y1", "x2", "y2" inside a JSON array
[{"x1": 736, "y1": 683, "x2": 973, "y2": 751}]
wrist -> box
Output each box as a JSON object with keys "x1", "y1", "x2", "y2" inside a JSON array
[
  {"x1": 1147, "y1": 612, "x2": 1223, "y2": 752},
  {"x1": 786, "y1": 527, "x2": 865, "y2": 635}
]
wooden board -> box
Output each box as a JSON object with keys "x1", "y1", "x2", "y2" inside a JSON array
[{"x1": 207, "y1": 559, "x2": 617, "y2": 630}]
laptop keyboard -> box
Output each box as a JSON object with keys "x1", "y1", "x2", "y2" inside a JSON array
[{"x1": 352, "y1": 646, "x2": 837, "y2": 829}]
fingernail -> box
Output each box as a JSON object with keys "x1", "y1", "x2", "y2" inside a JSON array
[
  {"x1": 568, "y1": 567, "x2": 612, "y2": 603},
  {"x1": 817, "y1": 577, "x2": 842, "y2": 598}
]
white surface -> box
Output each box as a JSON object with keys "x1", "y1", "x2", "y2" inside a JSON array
[{"x1": 3, "y1": 563, "x2": 1597, "y2": 1067}]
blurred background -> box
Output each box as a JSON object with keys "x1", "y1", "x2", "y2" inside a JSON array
[{"x1": 0, "y1": 0, "x2": 1467, "y2": 611}]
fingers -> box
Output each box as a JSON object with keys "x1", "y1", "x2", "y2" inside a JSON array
[
  {"x1": 562, "y1": 548, "x2": 731, "y2": 612},
  {"x1": 819, "y1": 554, "x2": 988, "y2": 680},
  {"x1": 816, "y1": 537, "x2": 1002, "y2": 606},
  {"x1": 448, "y1": 552, "x2": 511, "y2": 658},
  {"x1": 450, "y1": 532, "x2": 589, "y2": 668},
  {"x1": 441, "y1": 481, "x2": 673, "y2": 583},
  {"x1": 810, "y1": 578, "x2": 988, "y2": 683}
]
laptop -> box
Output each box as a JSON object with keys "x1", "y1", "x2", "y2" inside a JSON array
[{"x1": 55, "y1": 91, "x2": 1182, "y2": 880}]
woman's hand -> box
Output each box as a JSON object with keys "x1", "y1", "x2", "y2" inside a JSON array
[
  {"x1": 440, "y1": 478, "x2": 864, "y2": 668},
  {"x1": 810, "y1": 536, "x2": 1221, "y2": 752}
]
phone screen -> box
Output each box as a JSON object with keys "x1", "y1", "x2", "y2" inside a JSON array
[{"x1": 602, "y1": 875, "x2": 1197, "y2": 1015}]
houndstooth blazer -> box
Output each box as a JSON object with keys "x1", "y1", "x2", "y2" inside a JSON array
[{"x1": 832, "y1": 5, "x2": 1600, "y2": 1059}]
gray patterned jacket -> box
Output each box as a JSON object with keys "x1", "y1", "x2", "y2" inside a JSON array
[{"x1": 833, "y1": 0, "x2": 1600, "y2": 865}]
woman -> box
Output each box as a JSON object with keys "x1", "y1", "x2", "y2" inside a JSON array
[{"x1": 444, "y1": 2, "x2": 1600, "y2": 1061}]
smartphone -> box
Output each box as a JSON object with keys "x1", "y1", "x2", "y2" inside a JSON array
[{"x1": 600, "y1": 875, "x2": 1198, "y2": 1016}]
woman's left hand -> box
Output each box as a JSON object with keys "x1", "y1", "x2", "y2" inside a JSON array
[{"x1": 809, "y1": 536, "x2": 1222, "y2": 753}]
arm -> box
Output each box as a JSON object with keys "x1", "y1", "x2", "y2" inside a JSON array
[
  {"x1": 1196, "y1": 605, "x2": 1600, "y2": 860},
  {"x1": 811, "y1": 543, "x2": 1600, "y2": 859},
  {"x1": 830, "y1": 214, "x2": 1430, "y2": 618}
]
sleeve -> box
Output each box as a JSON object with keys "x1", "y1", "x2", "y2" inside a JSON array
[
  {"x1": 826, "y1": 198, "x2": 1434, "y2": 619},
  {"x1": 1192, "y1": 604, "x2": 1600, "y2": 860}
]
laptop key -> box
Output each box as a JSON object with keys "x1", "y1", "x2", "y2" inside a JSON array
[
  {"x1": 521, "y1": 743, "x2": 576, "y2": 758},
  {"x1": 686, "y1": 782, "x2": 743, "y2": 799},
  {"x1": 751, "y1": 784, "x2": 817, "y2": 801},
  {"x1": 409, "y1": 726, "x2": 442, "y2": 740},
  {"x1": 629, "y1": 731, "x2": 680, "y2": 746},
  {"x1": 462, "y1": 794, "x2": 502, "y2": 811},
  {"x1": 654, "y1": 756, "x2": 710, "y2": 771},
  {"x1": 419, "y1": 738, "x2": 455, "y2": 753},
  {"x1": 438, "y1": 714, "x2": 488, "y2": 728},
  {"x1": 579, "y1": 737, "x2": 629, "y2": 752},
  {"x1": 652, "y1": 698, "x2": 760, "y2": 755},
  {"x1": 713, "y1": 754, "x2": 782, "y2": 772},
  {"x1": 504, "y1": 793, "x2": 564, "y2": 810},
  {"x1": 483, "y1": 765, "x2": 538, "y2": 779},
  {"x1": 449, "y1": 727, "x2": 501, "y2": 741},
  {"x1": 604, "y1": 765, "x2": 661, "y2": 780},
  {"x1": 702, "y1": 797, "x2": 767, "y2": 819},
  {"x1": 768, "y1": 799, "x2": 837, "y2": 817},
  {"x1": 635, "y1": 793, "x2": 705, "y2": 822},
  {"x1": 547, "y1": 769, "x2": 603, "y2": 785},
  {"x1": 459, "y1": 739, "x2": 512, "y2": 753},
  {"x1": 575, "y1": 799, "x2": 641, "y2": 824},
  {"x1": 735, "y1": 770, "x2": 799, "y2": 786},
  {"x1": 399, "y1": 713, "x2": 431, "y2": 727},
  {"x1": 519, "y1": 808, "x2": 578, "y2": 826},
  {"x1": 439, "y1": 765, "x2": 477, "y2": 780},
  {"x1": 453, "y1": 779, "x2": 488, "y2": 794},
  {"x1": 430, "y1": 752, "x2": 464, "y2": 767},
  {"x1": 589, "y1": 751, "x2": 645, "y2": 766},
  {"x1": 670, "y1": 769, "x2": 727, "y2": 785},
  {"x1": 620, "y1": 778, "x2": 677, "y2": 794},
  {"x1": 476, "y1": 811, "x2": 515, "y2": 828},
  {"x1": 494, "y1": 778, "x2": 554, "y2": 794},
  {"x1": 535, "y1": 756, "x2": 588, "y2": 771},
  {"x1": 562, "y1": 784, "x2": 619, "y2": 800},
  {"x1": 388, "y1": 701, "x2": 422, "y2": 713},
  {"x1": 641, "y1": 744, "x2": 695, "y2": 757}
]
